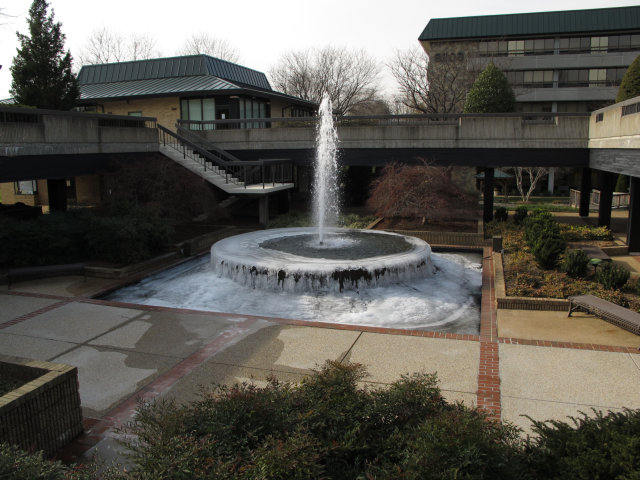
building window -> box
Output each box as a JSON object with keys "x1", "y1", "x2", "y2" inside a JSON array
[
  {"x1": 507, "y1": 70, "x2": 553, "y2": 88},
  {"x1": 558, "y1": 68, "x2": 625, "y2": 87},
  {"x1": 14, "y1": 180, "x2": 37, "y2": 195},
  {"x1": 181, "y1": 97, "x2": 216, "y2": 130},
  {"x1": 128, "y1": 111, "x2": 142, "y2": 117},
  {"x1": 239, "y1": 98, "x2": 268, "y2": 128},
  {"x1": 622, "y1": 102, "x2": 640, "y2": 116},
  {"x1": 590, "y1": 36, "x2": 608, "y2": 52},
  {"x1": 588, "y1": 69, "x2": 606, "y2": 87},
  {"x1": 595, "y1": 112, "x2": 604, "y2": 123},
  {"x1": 508, "y1": 40, "x2": 525, "y2": 56}
]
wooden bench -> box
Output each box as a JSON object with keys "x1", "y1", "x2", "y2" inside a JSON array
[
  {"x1": 568, "y1": 294, "x2": 640, "y2": 336},
  {"x1": 7, "y1": 263, "x2": 86, "y2": 289}
]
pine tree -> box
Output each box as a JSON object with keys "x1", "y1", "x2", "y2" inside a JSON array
[
  {"x1": 463, "y1": 63, "x2": 515, "y2": 113},
  {"x1": 616, "y1": 54, "x2": 640, "y2": 103},
  {"x1": 10, "y1": 0, "x2": 79, "y2": 110}
]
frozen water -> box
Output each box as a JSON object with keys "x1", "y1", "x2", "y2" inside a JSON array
[
  {"x1": 102, "y1": 250, "x2": 482, "y2": 334},
  {"x1": 211, "y1": 228, "x2": 435, "y2": 293}
]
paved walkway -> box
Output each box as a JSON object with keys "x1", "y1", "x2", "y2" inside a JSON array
[{"x1": 1, "y1": 250, "x2": 639, "y2": 464}]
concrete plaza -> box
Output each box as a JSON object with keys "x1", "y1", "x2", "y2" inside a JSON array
[{"x1": 1, "y1": 250, "x2": 639, "y2": 461}]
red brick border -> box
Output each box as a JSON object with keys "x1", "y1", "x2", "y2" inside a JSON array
[
  {"x1": 56, "y1": 316, "x2": 261, "y2": 463},
  {"x1": 477, "y1": 248, "x2": 501, "y2": 420}
]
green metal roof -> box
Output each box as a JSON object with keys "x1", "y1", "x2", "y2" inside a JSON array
[
  {"x1": 419, "y1": 6, "x2": 640, "y2": 41},
  {"x1": 79, "y1": 75, "x2": 240, "y2": 100},
  {"x1": 77, "y1": 55, "x2": 271, "y2": 91}
]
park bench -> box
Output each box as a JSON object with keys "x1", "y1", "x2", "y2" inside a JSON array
[
  {"x1": 568, "y1": 294, "x2": 640, "y2": 336},
  {"x1": 7, "y1": 263, "x2": 86, "y2": 289}
]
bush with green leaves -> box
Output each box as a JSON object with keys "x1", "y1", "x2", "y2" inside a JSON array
[
  {"x1": 561, "y1": 249, "x2": 590, "y2": 278},
  {"x1": 532, "y1": 237, "x2": 566, "y2": 270},
  {"x1": 513, "y1": 205, "x2": 528, "y2": 225},
  {"x1": 524, "y1": 409, "x2": 640, "y2": 479},
  {"x1": 463, "y1": 62, "x2": 516, "y2": 113},
  {"x1": 596, "y1": 262, "x2": 631, "y2": 290},
  {"x1": 495, "y1": 206, "x2": 508, "y2": 222},
  {"x1": 616, "y1": 54, "x2": 640, "y2": 103},
  {"x1": 116, "y1": 362, "x2": 524, "y2": 479},
  {"x1": 0, "y1": 208, "x2": 171, "y2": 267},
  {"x1": 0, "y1": 442, "x2": 97, "y2": 480}
]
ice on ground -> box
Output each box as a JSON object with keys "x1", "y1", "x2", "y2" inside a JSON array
[{"x1": 103, "y1": 252, "x2": 482, "y2": 335}]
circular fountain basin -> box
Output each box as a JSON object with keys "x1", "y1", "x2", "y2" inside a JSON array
[{"x1": 211, "y1": 227, "x2": 435, "y2": 292}]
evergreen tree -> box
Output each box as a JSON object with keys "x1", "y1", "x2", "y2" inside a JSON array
[
  {"x1": 10, "y1": 0, "x2": 79, "y2": 110},
  {"x1": 616, "y1": 54, "x2": 640, "y2": 103},
  {"x1": 463, "y1": 63, "x2": 515, "y2": 113}
]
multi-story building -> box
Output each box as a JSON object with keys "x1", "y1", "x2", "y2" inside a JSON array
[{"x1": 419, "y1": 6, "x2": 640, "y2": 112}]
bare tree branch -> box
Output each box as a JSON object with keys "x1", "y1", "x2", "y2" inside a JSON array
[
  {"x1": 176, "y1": 32, "x2": 241, "y2": 63},
  {"x1": 269, "y1": 46, "x2": 381, "y2": 115},
  {"x1": 78, "y1": 27, "x2": 159, "y2": 65},
  {"x1": 390, "y1": 46, "x2": 478, "y2": 114},
  {"x1": 512, "y1": 167, "x2": 549, "y2": 202},
  {"x1": 367, "y1": 161, "x2": 477, "y2": 223}
]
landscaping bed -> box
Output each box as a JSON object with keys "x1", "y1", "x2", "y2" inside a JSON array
[{"x1": 486, "y1": 217, "x2": 640, "y2": 313}]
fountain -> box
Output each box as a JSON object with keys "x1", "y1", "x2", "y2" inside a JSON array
[
  {"x1": 210, "y1": 94, "x2": 435, "y2": 293},
  {"x1": 104, "y1": 94, "x2": 481, "y2": 333}
]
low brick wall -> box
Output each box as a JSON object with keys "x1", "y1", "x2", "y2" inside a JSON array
[
  {"x1": 0, "y1": 356, "x2": 83, "y2": 457},
  {"x1": 493, "y1": 252, "x2": 570, "y2": 311},
  {"x1": 390, "y1": 230, "x2": 492, "y2": 248}
]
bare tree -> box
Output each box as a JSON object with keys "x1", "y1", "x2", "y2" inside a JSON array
[
  {"x1": 269, "y1": 46, "x2": 381, "y2": 115},
  {"x1": 390, "y1": 46, "x2": 477, "y2": 114},
  {"x1": 512, "y1": 167, "x2": 549, "y2": 202},
  {"x1": 367, "y1": 161, "x2": 477, "y2": 224},
  {"x1": 78, "y1": 27, "x2": 158, "y2": 65},
  {"x1": 176, "y1": 32, "x2": 240, "y2": 63}
]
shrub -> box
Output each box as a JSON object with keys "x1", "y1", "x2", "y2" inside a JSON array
[
  {"x1": 0, "y1": 208, "x2": 171, "y2": 267},
  {"x1": 495, "y1": 206, "x2": 508, "y2": 222},
  {"x1": 616, "y1": 54, "x2": 640, "y2": 103},
  {"x1": 513, "y1": 205, "x2": 528, "y2": 225},
  {"x1": 559, "y1": 224, "x2": 613, "y2": 242},
  {"x1": 525, "y1": 409, "x2": 640, "y2": 479},
  {"x1": 0, "y1": 442, "x2": 97, "y2": 479},
  {"x1": 596, "y1": 262, "x2": 631, "y2": 290},
  {"x1": 117, "y1": 362, "x2": 525, "y2": 479},
  {"x1": 532, "y1": 237, "x2": 566, "y2": 270},
  {"x1": 463, "y1": 63, "x2": 516, "y2": 113},
  {"x1": 561, "y1": 249, "x2": 590, "y2": 278}
]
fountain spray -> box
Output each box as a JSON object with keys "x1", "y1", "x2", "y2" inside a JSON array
[{"x1": 313, "y1": 93, "x2": 340, "y2": 244}]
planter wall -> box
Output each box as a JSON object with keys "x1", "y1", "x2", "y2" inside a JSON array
[{"x1": 0, "y1": 356, "x2": 83, "y2": 457}]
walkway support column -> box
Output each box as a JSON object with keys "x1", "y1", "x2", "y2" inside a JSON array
[
  {"x1": 258, "y1": 195, "x2": 269, "y2": 226},
  {"x1": 483, "y1": 167, "x2": 494, "y2": 224},
  {"x1": 47, "y1": 178, "x2": 67, "y2": 212},
  {"x1": 598, "y1": 171, "x2": 616, "y2": 228},
  {"x1": 579, "y1": 168, "x2": 591, "y2": 217},
  {"x1": 628, "y1": 177, "x2": 640, "y2": 253}
]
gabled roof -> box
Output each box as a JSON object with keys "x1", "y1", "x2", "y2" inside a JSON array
[
  {"x1": 419, "y1": 6, "x2": 640, "y2": 41},
  {"x1": 78, "y1": 55, "x2": 271, "y2": 90}
]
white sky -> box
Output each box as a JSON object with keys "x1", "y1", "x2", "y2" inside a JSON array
[{"x1": 1, "y1": 0, "x2": 638, "y2": 99}]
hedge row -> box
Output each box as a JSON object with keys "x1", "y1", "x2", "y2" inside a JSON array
[
  {"x1": 2, "y1": 362, "x2": 640, "y2": 479},
  {"x1": 0, "y1": 208, "x2": 172, "y2": 267}
]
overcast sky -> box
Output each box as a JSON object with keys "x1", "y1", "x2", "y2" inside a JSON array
[{"x1": 1, "y1": 0, "x2": 638, "y2": 100}]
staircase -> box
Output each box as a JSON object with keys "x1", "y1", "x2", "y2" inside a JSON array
[{"x1": 157, "y1": 125, "x2": 294, "y2": 195}]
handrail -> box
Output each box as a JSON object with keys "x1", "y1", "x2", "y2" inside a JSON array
[
  {"x1": 177, "y1": 111, "x2": 592, "y2": 130},
  {"x1": 157, "y1": 124, "x2": 293, "y2": 189}
]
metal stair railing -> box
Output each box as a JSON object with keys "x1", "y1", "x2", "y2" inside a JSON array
[{"x1": 158, "y1": 124, "x2": 293, "y2": 188}]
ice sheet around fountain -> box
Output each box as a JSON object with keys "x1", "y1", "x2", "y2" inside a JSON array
[{"x1": 102, "y1": 251, "x2": 482, "y2": 334}]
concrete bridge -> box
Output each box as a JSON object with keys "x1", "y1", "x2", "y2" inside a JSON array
[
  {"x1": 1, "y1": 105, "x2": 638, "y2": 250},
  {"x1": 180, "y1": 113, "x2": 591, "y2": 167}
]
